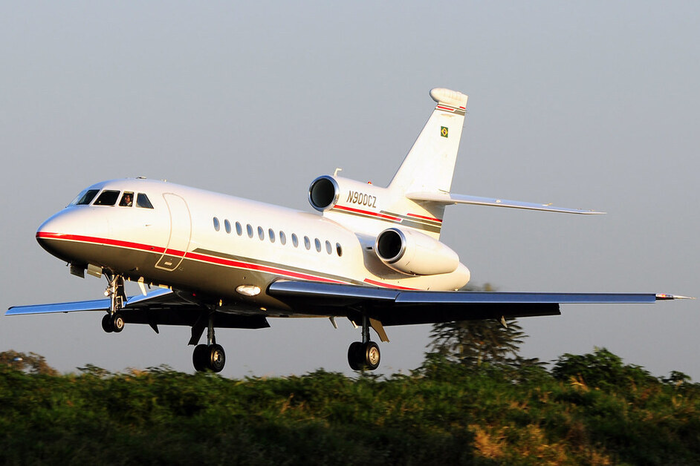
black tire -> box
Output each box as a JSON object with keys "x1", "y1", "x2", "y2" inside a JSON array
[
  {"x1": 101, "y1": 314, "x2": 113, "y2": 333},
  {"x1": 347, "y1": 341, "x2": 363, "y2": 370},
  {"x1": 363, "y1": 341, "x2": 380, "y2": 371},
  {"x1": 193, "y1": 344, "x2": 209, "y2": 372},
  {"x1": 208, "y1": 344, "x2": 226, "y2": 373},
  {"x1": 112, "y1": 313, "x2": 125, "y2": 333}
]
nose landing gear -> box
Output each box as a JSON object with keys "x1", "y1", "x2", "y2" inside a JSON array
[
  {"x1": 102, "y1": 274, "x2": 126, "y2": 333},
  {"x1": 101, "y1": 312, "x2": 124, "y2": 333}
]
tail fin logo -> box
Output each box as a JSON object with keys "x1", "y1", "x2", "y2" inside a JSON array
[{"x1": 440, "y1": 126, "x2": 449, "y2": 138}]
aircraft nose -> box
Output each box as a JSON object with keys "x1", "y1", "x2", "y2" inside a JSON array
[
  {"x1": 36, "y1": 207, "x2": 102, "y2": 263},
  {"x1": 36, "y1": 210, "x2": 74, "y2": 260}
]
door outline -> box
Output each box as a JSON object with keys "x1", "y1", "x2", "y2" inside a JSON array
[{"x1": 155, "y1": 193, "x2": 192, "y2": 271}]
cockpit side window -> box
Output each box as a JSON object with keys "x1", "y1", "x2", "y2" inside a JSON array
[
  {"x1": 71, "y1": 189, "x2": 100, "y2": 206},
  {"x1": 119, "y1": 192, "x2": 134, "y2": 207},
  {"x1": 94, "y1": 190, "x2": 121, "y2": 206},
  {"x1": 136, "y1": 193, "x2": 154, "y2": 209}
]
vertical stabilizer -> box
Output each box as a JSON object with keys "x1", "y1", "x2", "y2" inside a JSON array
[
  {"x1": 312, "y1": 89, "x2": 468, "y2": 240},
  {"x1": 388, "y1": 88, "x2": 468, "y2": 195}
]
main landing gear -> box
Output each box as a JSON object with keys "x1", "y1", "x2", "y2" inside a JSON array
[
  {"x1": 193, "y1": 344, "x2": 225, "y2": 373},
  {"x1": 192, "y1": 312, "x2": 226, "y2": 373},
  {"x1": 347, "y1": 315, "x2": 381, "y2": 371},
  {"x1": 102, "y1": 274, "x2": 126, "y2": 333}
]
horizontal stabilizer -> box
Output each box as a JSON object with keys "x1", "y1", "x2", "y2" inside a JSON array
[{"x1": 406, "y1": 191, "x2": 605, "y2": 215}]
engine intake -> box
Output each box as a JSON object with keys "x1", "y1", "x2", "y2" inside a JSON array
[
  {"x1": 375, "y1": 227, "x2": 460, "y2": 276},
  {"x1": 308, "y1": 176, "x2": 340, "y2": 211}
]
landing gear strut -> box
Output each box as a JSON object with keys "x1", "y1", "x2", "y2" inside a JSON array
[
  {"x1": 102, "y1": 274, "x2": 126, "y2": 333},
  {"x1": 192, "y1": 313, "x2": 226, "y2": 373},
  {"x1": 347, "y1": 314, "x2": 381, "y2": 371}
]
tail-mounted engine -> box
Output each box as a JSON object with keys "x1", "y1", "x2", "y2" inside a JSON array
[
  {"x1": 308, "y1": 176, "x2": 340, "y2": 211},
  {"x1": 309, "y1": 175, "x2": 389, "y2": 213},
  {"x1": 375, "y1": 227, "x2": 459, "y2": 275}
]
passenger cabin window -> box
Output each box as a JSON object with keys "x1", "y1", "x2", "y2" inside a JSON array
[
  {"x1": 304, "y1": 236, "x2": 311, "y2": 250},
  {"x1": 325, "y1": 240, "x2": 332, "y2": 254},
  {"x1": 268, "y1": 229, "x2": 275, "y2": 243},
  {"x1": 213, "y1": 217, "x2": 221, "y2": 231},
  {"x1": 246, "y1": 224, "x2": 253, "y2": 238},
  {"x1": 279, "y1": 231, "x2": 287, "y2": 245},
  {"x1": 257, "y1": 226, "x2": 264, "y2": 241},
  {"x1": 136, "y1": 193, "x2": 154, "y2": 209},
  {"x1": 72, "y1": 189, "x2": 99, "y2": 206},
  {"x1": 119, "y1": 192, "x2": 134, "y2": 207},
  {"x1": 315, "y1": 238, "x2": 321, "y2": 252},
  {"x1": 235, "y1": 222, "x2": 242, "y2": 236},
  {"x1": 224, "y1": 219, "x2": 231, "y2": 234},
  {"x1": 292, "y1": 234, "x2": 299, "y2": 248},
  {"x1": 94, "y1": 190, "x2": 121, "y2": 206}
]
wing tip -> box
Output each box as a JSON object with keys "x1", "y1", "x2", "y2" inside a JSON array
[{"x1": 656, "y1": 294, "x2": 696, "y2": 300}]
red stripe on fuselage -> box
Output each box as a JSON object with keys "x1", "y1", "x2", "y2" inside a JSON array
[
  {"x1": 37, "y1": 232, "x2": 168, "y2": 255},
  {"x1": 363, "y1": 278, "x2": 418, "y2": 290},
  {"x1": 38, "y1": 231, "x2": 424, "y2": 291},
  {"x1": 185, "y1": 250, "x2": 343, "y2": 284},
  {"x1": 333, "y1": 205, "x2": 402, "y2": 222},
  {"x1": 406, "y1": 213, "x2": 442, "y2": 223}
]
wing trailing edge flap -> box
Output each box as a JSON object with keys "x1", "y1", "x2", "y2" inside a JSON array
[
  {"x1": 7, "y1": 288, "x2": 270, "y2": 330},
  {"x1": 268, "y1": 280, "x2": 675, "y2": 327}
]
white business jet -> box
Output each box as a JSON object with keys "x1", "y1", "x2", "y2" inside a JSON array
[{"x1": 7, "y1": 88, "x2": 686, "y2": 372}]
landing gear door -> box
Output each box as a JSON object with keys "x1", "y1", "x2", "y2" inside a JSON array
[{"x1": 155, "y1": 193, "x2": 192, "y2": 271}]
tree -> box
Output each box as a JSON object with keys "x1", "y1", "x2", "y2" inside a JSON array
[
  {"x1": 426, "y1": 283, "x2": 538, "y2": 368},
  {"x1": 428, "y1": 318, "x2": 526, "y2": 366},
  {"x1": 0, "y1": 350, "x2": 59, "y2": 376},
  {"x1": 551, "y1": 347, "x2": 654, "y2": 390}
]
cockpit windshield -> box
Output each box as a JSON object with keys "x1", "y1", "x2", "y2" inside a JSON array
[
  {"x1": 70, "y1": 189, "x2": 100, "y2": 206},
  {"x1": 136, "y1": 193, "x2": 154, "y2": 209},
  {"x1": 94, "y1": 190, "x2": 121, "y2": 206},
  {"x1": 69, "y1": 188, "x2": 154, "y2": 209},
  {"x1": 119, "y1": 192, "x2": 134, "y2": 207}
]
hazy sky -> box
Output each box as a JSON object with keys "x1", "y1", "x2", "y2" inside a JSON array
[{"x1": 1, "y1": 2, "x2": 698, "y2": 380}]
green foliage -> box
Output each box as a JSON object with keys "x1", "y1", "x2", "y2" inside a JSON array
[
  {"x1": 552, "y1": 347, "x2": 655, "y2": 391},
  {"x1": 428, "y1": 318, "x2": 527, "y2": 367},
  {"x1": 1, "y1": 349, "x2": 700, "y2": 465},
  {"x1": 426, "y1": 284, "x2": 543, "y2": 372},
  {"x1": 0, "y1": 350, "x2": 58, "y2": 376}
]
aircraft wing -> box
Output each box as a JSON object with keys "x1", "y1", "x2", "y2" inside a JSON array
[
  {"x1": 7, "y1": 281, "x2": 684, "y2": 334},
  {"x1": 6, "y1": 288, "x2": 175, "y2": 315},
  {"x1": 6, "y1": 288, "x2": 269, "y2": 331},
  {"x1": 406, "y1": 191, "x2": 604, "y2": 215},
  {"x1": 268, "y1": 280, "x2": 681, "y2": 327}
]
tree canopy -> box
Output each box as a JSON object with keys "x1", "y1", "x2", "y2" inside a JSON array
[{"x1": 426, "y1": 283, "x2": 540, "y2": 369}]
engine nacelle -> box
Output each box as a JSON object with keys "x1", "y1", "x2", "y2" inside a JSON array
[
  {"x1": 375, "y1": 227, "x2": 460, "y2": 276},
  {"x1": 309, "y1": 175, "x2": 389, "y2": 212},
  {"x1": 308, "y1": 176, "x2": 340, "y2": 211}
]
